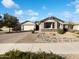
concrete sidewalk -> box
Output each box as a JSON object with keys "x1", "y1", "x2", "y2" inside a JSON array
[{"x1": 0, "y1": 42, "x2": 79, "y2": 54}]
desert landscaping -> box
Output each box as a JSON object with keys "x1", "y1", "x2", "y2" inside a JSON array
[{"x1": 0, "y1": 31, "x2": 79, "y2": 43}]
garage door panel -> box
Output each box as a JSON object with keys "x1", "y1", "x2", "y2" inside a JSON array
[{"x1": 24, "y1": 26, "x2": 34, "y2": 31}]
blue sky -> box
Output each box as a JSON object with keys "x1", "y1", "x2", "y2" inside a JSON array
[{"x1": 0, "y1": 0, "x2": 79, "y2": 22}]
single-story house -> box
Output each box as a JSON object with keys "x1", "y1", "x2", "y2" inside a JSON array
[
  {"x1": 39, "y1": 16, "x2": 65, "y2": 31},
  {"x1": 64, "y1": 22, "x2": 79, "y2": 31},
  {"x1": 73, "y1": 24, "x2": 79, "y2": 30},
  {"x1": 39, "y1": 16, "x2": 79, "y2": 31},
  {"x1": 21, "y1": 16, "x2": 79, "y2": 32},
  {"x1": 1, "y1": 26, "x2": 9, "y2": 32},
  {"x1": 21, "y1": 21, "x2": 35, "y2": 31},
  {"x1": 1, "y1": 26, "x2": 13, "y2": 32}
]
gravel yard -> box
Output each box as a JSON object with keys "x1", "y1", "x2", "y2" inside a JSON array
[{"x1": 35, "y1": 32, "x2": 79, "y2": 43}]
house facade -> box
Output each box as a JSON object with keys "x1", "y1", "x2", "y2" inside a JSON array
[
  {"x1": 21, "y1": 21, "x2": 35, "y2": 31},
  {"x1": 39, "y1": 16, "x2": 65, "y2": 31},
  {"x1": 21, "y1": 16, "x2": 79, "y2": 32}
]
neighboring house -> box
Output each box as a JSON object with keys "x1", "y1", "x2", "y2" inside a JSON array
[
  {"x1": 1, "y1": 26, "x2": 9, "y2": 32},
  {"x1": 73, "y1": 24, "x2": 79, "y2": 30},
  {"x1": 1, "y1": 26, "x2": 13, "y2": 32},
  {"x1": 21, "y1": 21, "x2": 35, "y2": 31},
  {"x1": 39, "y1": 16, "x2": 65, "y2": 31},
  {"x1": 64, "y1": 22, "x2": 79, "y2": 31}
]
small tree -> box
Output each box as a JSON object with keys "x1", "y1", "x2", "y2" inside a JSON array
[
  {"x1": 3, "y1": 13, "x2": 19, "y2": 32},
  {"x1": 0, "y1": 15, "x2": 2, "y2": 19},
  {"x1": 12, "y1": 23, "x2": 21, "y2": 32},
  {"x1": 0, "y1": 15, "x2": 3, "y2": 30}
]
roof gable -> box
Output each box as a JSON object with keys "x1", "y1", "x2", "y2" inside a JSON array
[
  {"x1": 40, "y1": 16, "x2": 64, "y2": 23},
  {"x1": 21, "y1": 21, "x2": 34, "y2": 24}
]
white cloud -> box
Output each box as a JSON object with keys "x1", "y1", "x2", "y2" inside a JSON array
[
  {"x1": 62, "y1": 11, "x2": 72, "y2": 18},
  {"x1": 67, "y1": 0, "x2": 79, "y2": 6},
  {"x1": 25, "y1": 9, "x2": 39, "y2": 21},
  {"x1": 14, "y1": 9, "x2": 39, "y2": 22},
  {"x1": 0, "y1": 14, "x2": 3, "y2": 18},
  {"x1": 75, "y1": 4, "x2": 79, "y2": 13},
  {"x1": 66, "y1": 0, "x2": 79, "y2": 14},
  {"x1": 1, "y1": 0, "x2": 19, "y2": 9},
  {"x1": 64, "y1": 0, "x2": 79, "y2": 22},
  {"x1": 15, "y1": 10, "x2": 23, "y2": 17},
  {"x1": 26, "y1": 9, "x2": 39, "y2": 16},
  {"x1": 26, "y1": 16, "x2": 39, "y2": 21},
  {"x1": 75, "y1": 0, "x2": 79, "y2": 3}
]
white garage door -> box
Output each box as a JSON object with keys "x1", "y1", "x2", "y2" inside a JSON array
[{"x1": 24, "y1": 26, "x2": 34, "y2": 31}]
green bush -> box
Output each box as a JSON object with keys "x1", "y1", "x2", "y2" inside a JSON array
[
  {"x1": 57, "y1": 29, "x2": 65, "y2": 34},
  {"x1": 32, "y1": 30, "x2": 35, "y2": 33},
  {"x1": 0, "y1": 50, "x2": 64, "y2": 59}
]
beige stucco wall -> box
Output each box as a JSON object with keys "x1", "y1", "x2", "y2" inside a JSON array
[
  {"x1": 73, "y1": 25, "x2": 79, "y2": 30},
  {"x1": 21, "y1": 22, "x2": 35, "y2": 31},
  {"x1": 60, "y1": 24, "x2": 64, "y2": 29},
  {"x1": 59, "y1": 21, "x2": 64, "y2": 29},
  {"x1": 39, "y1": 19, "x2": 58, "y2": 31}
]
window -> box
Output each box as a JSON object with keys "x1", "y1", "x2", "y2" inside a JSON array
[{"x1": 44, "y1": 22, "x2": 52, "y2": 28}]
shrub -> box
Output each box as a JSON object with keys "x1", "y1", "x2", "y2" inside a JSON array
[
  {"x1": 0, "y1": 57, "x2": 9, "y2": 59},
  {"x1": 0, "y1": 50, "x2": 64, "y2": 59},
  {"x1": 32, "y1": 30, "x2": 35, "y2": 33},
  {"x1": 32, "y1": 29, "x2": 35, "y2": 34},
  {"x1": 57, "y1": 29, "x2": 65, "y2": 34}
]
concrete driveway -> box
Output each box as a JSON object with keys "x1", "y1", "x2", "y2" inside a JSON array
[{"x1": 0, "y1": 32, "x2": 36, "y2": 43}]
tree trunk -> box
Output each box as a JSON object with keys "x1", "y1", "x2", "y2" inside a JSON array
[{"x1": 9, "y1": 28, "x2": 10, "y2": 32}]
